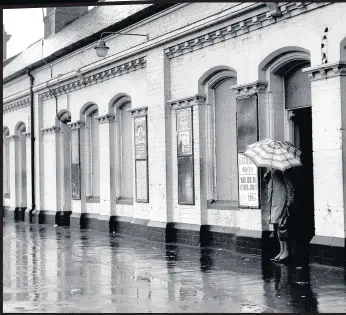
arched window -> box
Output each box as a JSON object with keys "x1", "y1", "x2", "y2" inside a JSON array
[
  {"x1": 120, "y1": 102, "x2": 133, "y2": 200},
  {"x1": 3, "y1": 127, "x2": 10, "y2": 198},
  {"x1": 112, "y1": 95, "x2": 133, "y2": 202},
  {"x1": 15, "y1": 122, "x2": 27, "y2": 207},
  {"x1": 84, "y1": 105, "x2": 100, "y2": 199},
  {"x1": 202, "y1": 68, "x2": 238, "y2": 205}
]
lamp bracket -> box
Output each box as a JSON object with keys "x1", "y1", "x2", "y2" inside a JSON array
[{"x1": 100, "y1": 32, "x2": 149, "y2": 41}]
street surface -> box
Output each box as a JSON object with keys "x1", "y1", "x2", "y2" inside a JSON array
[{"x1": 3, "y1": 220, "x2": 346, "y2": 313}]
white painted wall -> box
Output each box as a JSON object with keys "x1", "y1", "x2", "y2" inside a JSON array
[{"x1": 3, "y1": 3, "x2": 346, "y2": 240}]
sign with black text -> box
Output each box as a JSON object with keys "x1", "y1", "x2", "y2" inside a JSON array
[
  {"x1": 238, "y1": 153, "x2": 260, "y2": 208},
  {"x1": 176, "y1": 108, "x2": 193, "y2": 156}
]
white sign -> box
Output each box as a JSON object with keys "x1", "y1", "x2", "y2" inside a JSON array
[{"x1": 238, "y1": 153, "x2": 260, "y2": 208}]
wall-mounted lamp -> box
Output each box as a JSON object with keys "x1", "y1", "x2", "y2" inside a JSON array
[{"x1": 94, "y1": 32, "x2": 149, "y2": 58}]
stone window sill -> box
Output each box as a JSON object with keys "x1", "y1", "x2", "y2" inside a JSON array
[
  {"x1": 86, "y1": 196, "x2": 100, "y2": 203},
  {"x1": 207, "y1": 199, "x2": 240, "y2": 210},
  {"x1": 116, "y1": 197, "x2": 134, "y2": 205}
]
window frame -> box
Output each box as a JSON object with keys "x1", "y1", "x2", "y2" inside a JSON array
[
  {"x1": 84, "y1": 106, "x2": 100, "y2": 201},
  {"x1": 204, "y1": 71, "x2": 239, "y2": 210},
  {"x1": 3, "y1": 128, "x2": 10, "y2": 198}
]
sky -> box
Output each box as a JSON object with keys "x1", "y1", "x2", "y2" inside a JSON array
[
  {"x1": 3, "y1": 1, "x2": 149, "y2": 59},
  {"x1": 3, "y1": 6, "x2": 95, "y2": 59},
  {"x1": 4, "y1": 8, "x2": 44, "y2": 58}
]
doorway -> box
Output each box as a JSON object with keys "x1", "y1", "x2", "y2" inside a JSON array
[{"x1": 291, "y1": 106, "x2": 315, "y2": 243}]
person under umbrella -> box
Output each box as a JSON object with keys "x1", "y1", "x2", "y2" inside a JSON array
[{"x1": 243, "y1": 138, "x2": 302, "y2": 263}]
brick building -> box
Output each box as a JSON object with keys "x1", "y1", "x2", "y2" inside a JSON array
[{"x1": 3, "y1": 3, "x2": 346, "y2": 267}]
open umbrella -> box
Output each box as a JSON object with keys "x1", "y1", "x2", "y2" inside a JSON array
[{"x1": 243, "y1": 138, "x2": 302, "y2": 172}]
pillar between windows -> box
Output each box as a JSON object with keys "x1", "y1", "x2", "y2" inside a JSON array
[
  {"x1": 24, "y1": 132, "x2": 32, "y2": 217},
  {"x1": 95, "y1": 113, "x2": 115, "y2": 226},
  {"x1": 127, "y1": 106, "x2": 149, "y2": 221},
  {"x1": 230, "y1": 81, "x2": 268, "y2": 233},
  {"x1": 302, "y1": 62, "x2": 346, "y2": 265},
  {"x1": 167, "y1": 94, "x2": 206, "y2": 226},
  {"x1": 39, "y1": 126, "x2": 61, "y2": 224},
  {"x1": 67, "y1": 120, "x2": 85, "y2": 227}
]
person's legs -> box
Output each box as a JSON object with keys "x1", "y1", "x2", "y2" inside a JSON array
[
  {"x1": 275, "y1": 229, "x2": 284, "y2": 259},
  {"x1": 280, "y1": 241, "x2": 289, "y2": 259}
]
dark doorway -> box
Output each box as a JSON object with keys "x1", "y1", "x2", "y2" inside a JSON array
[{"x1": 290, "y1": 106, "x2": 315, "y2": 264}]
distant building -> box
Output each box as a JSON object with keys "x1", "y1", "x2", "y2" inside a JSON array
[
  {"x1": 3, "y1": 3, "x2": 346, "y2": 267},
  {"x1": 3, "y1": 24, "x2": 11, "y2": 60}
]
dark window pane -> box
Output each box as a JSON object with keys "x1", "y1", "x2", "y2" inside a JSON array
[
  {"x1": 236, "y1": 95, "x2": 258, "y2": 152},
  {"x1": 178, "y1": 155, "x2": 194, "y2": 205}
]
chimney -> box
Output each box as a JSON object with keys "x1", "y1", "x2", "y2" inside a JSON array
[
  {"x1": 43, "y1": 6, "x2": 88, "y2": 39},
  {"x1": 3, "y1": 24, "x2": 11, "y2": 60}
]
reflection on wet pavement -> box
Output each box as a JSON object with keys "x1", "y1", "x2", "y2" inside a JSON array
[{"x1": 3, "y1": 220, "x2": 346, "y2": 313}]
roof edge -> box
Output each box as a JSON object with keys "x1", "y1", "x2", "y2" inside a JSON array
[{"x1": 3, "y1": 3, "x2": 174, "y2": 84}]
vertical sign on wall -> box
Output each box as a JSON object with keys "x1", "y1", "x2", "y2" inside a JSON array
[
  {"x1": 71, "y1": 128, "x2": 81, "y2": 200},
  {"x1": 236, "y1": 94, "x2": 260, "y2": 208},
  {"x1": 237, "y1": 153, "x2": 260, "y2": 208},
  {"x1": 176, "y1": 107, "x2": 195, "y2": 205},
  {"x1": 134, "y1": 115, "x2": 149, "y2": 203}
]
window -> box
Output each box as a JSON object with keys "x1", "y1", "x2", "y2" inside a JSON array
[
  {"x1": 85, "y1": 107, "x2": 100, "y2": 199},
  {"x1": 119, "y1": 102, "x2": 133, "y2": 200},
  {"x1": 3, "y1": 128, "x2": 10, "y2": 197},
  {"x1": 204, "y1": 70, "x2": 238, "y2": 206},
  {"x1": 15, "y1": 122, "x2": 27, "y2": 207}
]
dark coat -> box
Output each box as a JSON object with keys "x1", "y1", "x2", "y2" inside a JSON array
[{"x1": 264, "y1": 169, "x2": 295, "y2": 224}]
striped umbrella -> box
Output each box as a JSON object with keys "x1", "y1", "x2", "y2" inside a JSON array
[{"x1": 243, "y1": 138, "x2": 302, "y2": 172}]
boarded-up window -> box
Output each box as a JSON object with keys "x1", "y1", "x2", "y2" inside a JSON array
[
  {"x1": 214, "y1": 78, "x2": 238, "y2": 201},
  {"x1": 121, "y1": 103, "x2": 133, "y2": 198},
  {"x1": 285, "y1": 63, "x2": 311, "y2": 109}
]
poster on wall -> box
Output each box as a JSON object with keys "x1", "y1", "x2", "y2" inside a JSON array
[
  {"x1": 176, "y1": 108, "x2": 193, "y2": 156},
  {"x1": 134, "y1": 116, "x2": 147, "y2": 160},
  {"x1": 176, "y1": 107, "x2": 195, "y2": 205},
  {"x1": 134, "y1": 115, "x2": 149, "y2": 203},
  {"x1": 237, "y1": 153, "x2": 260, "y2": 208}
]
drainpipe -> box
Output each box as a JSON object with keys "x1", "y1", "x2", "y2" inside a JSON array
[{"x1": 27, "y1": 68, "x2": 35, "y2": 214}]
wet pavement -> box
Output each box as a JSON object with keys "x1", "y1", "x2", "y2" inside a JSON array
[{"x1": 3, "y1": 220, "x2": 346, "y2": 313}]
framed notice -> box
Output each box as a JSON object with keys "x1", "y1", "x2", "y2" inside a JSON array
[
  {"x1": 176, "y1": 107, "x2": 195, "y2": 205},
  {"x1": 134, "y1": 115, "x2": 149, "y2": 203},
  {"x1": 237, "y1": 153, "x2": 260, "y2": 208},
  {"x1": 176, "y1": 108, "x2": 193, "y2": 156},
  {"x1": 134, "y1": 116, "x2": 147, "y2": 159}
]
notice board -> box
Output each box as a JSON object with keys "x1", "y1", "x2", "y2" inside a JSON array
[
  {"x1": 176, "y1": 107, "x2": 195, "y2": 205},
  {"x1": 134, "y1": 116, "x2": 149, "y2": 203},
  {"x1": 236, "y1": 94, "x2": 260, "y2": 208},
  {"x1": 237, "y1": 153, "x2": 260, "y2": 208}
]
